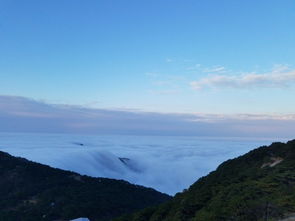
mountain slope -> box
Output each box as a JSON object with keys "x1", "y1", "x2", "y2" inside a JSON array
[
  {"x1": 0, "y1": 151, "x2": 171, "y2": 221},
  {"x1": 114, "y1": 140, "x2": 295, "y2": 221}
]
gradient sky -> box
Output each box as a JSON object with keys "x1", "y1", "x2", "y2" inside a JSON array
[{"x1": 1, "y1": 0, "x2": 295, "y2": 114}]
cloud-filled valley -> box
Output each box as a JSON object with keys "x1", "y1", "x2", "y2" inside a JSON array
[
  {"x1": 0, "y1": 133, "x2": 286, "y2": 195},
  {"x1": 0, "y1": 95, "x2": 292, "y2": 194}
]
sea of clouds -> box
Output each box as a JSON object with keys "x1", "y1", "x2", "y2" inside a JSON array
[{"x1": 0, "y1": 133, "x2": 288, "y2": 195}]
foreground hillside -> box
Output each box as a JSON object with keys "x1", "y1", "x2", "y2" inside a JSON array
[
  {"x1": 115, "y1": 140, "x2": 295, "y2": 221},
  {"x1": 0, "y1": 151, "x2": 171, "y2": 221}
]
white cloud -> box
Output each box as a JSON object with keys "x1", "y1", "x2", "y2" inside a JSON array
[
  {"x1": 2, "y1": 130, "x2": 285, "y2": 195},
  {"x1": 203, "y1": 66, "x2": 226, "y2": 73},
  {"x1": 191, "y1": 65, "x2": 295, "y2": 90},
  {"x1": 186, "y1": 64, "x2": 228, "y2": 74}
]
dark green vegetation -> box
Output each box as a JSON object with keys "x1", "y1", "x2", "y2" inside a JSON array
[
  {"x1": 115, "y1": 140, "x2": 295, "y2": 221},
  {"x1": 0, "y1": 151, "x2": 171, "y2": 221}
]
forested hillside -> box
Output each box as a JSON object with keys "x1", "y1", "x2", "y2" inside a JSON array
[
  {"x1": 0, "y1": 151, "x2": 171, "y2": 221},
  {"x1": 115, "y1": 140, "x2": 295, "y2": 221}
]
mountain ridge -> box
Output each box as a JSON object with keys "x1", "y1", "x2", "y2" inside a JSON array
[
  {"x1": 114, "y1": 140, "x2": 295, "y2": 221},
  {"x1": 0, "y1": 150, "x2": 171, "y2": 221}
]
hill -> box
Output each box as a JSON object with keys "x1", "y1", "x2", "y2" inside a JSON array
[
  {"x1": 0, "y1": 151, "x2": 171, "y2": 221},
  {"x1": 114, "y1": 140, "x2": 295, "y2": 221}
]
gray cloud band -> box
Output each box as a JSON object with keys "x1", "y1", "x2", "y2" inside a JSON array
[{"x1": 0, "y1": 95, "x2": 294, "y2": 138}]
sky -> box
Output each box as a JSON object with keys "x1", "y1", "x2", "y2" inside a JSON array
[{"x1": 0, "y1": 0, "x2": 295, "y2": 136}]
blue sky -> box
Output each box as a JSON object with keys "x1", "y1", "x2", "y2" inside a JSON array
[{"x1": 0, "y1": 0, "x2": 295, "y2": 116}]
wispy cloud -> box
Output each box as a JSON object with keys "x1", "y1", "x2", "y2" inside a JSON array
[
  {"x1": 186, "y1": 64, "x2": 227, "y2": 74},
  {"x1": 203, "y1": 66, "x2": 226, "y2": 73},
  {"x1": 148, "y1": 89, "x2": 180, "y2": 95},
  {"x1": 191, "y1": 113, "x2": 295, "y2": 122},
  {"x1": 145, "y1": 72, "x2": 159, "y2": 78},
  {"x1": 190, "y1": 65, "x2": 295, "y2": 90},
  {"x1": 186, "y1": 64, "x2": 201, "y2": 71}
]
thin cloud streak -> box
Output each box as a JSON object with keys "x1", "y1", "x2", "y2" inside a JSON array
[
  {"x1": 203, "y1": 66, "x2": 226, "y2": 73},
  {"x1": 190, "y1": 65, "x2": 295, "y2": 90}
]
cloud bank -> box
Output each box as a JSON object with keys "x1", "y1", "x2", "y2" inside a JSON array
[
  {"x1": 0, "y1": 95, "x2": 294, "y2": 138},
  {"x1": 0, "y1": 133, "x2": 285, "y2": 195},
  {"x1": 191, "y1": 65, "x2": 295, "y2": 90}
]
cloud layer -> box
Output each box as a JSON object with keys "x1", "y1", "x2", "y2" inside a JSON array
[
  {"x1": 0, "y1": 95, "x2": 294, "y2": 138},
  {"x1": 190, "y1": 66, "x2": 295, "y2": 90},
  {"x1": 0, "y1": 133, "x2": 285, "y2": 195}
]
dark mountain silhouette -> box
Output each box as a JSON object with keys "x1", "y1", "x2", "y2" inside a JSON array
[{"x1": 0, "y1": 151, "x2": 171, "y2": 221}]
